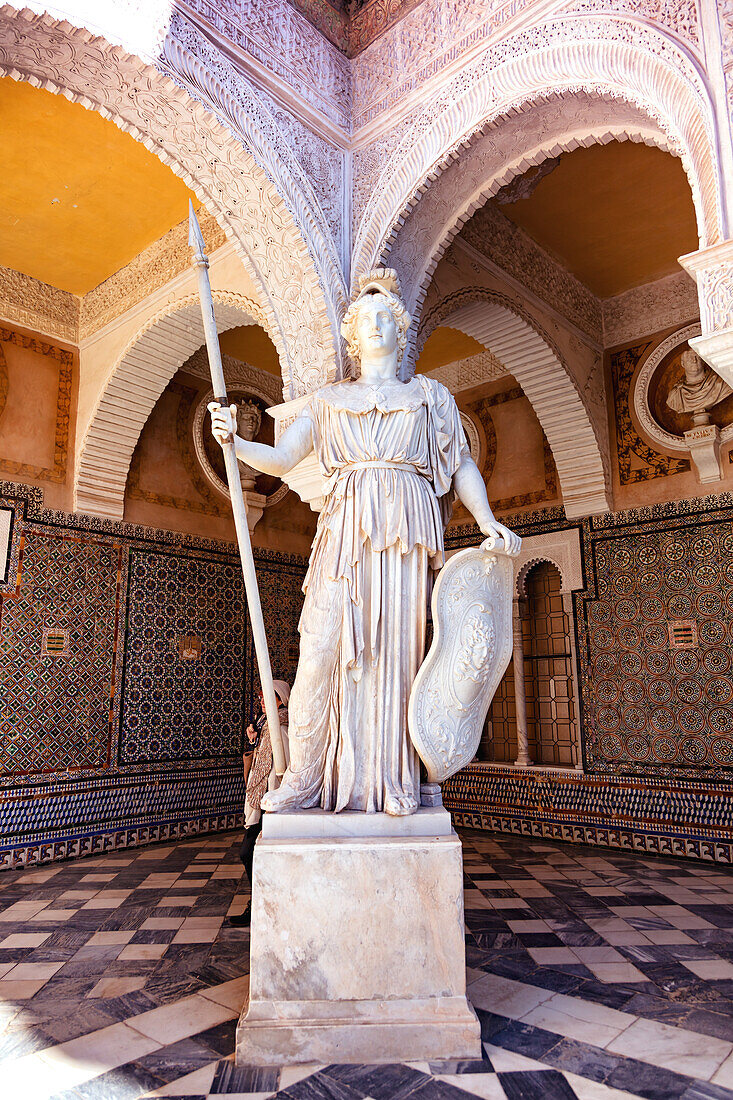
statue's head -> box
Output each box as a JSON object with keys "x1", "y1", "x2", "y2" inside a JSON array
[
  {"x1": 341, "y1": 268, "x2": 411, "y2": 370},
  {"x1": 681, "y1": 348, "x2": 705, "y2": 384},
  {"x1": 236, "y1": 399, "x2": 262, "y2": 442}
]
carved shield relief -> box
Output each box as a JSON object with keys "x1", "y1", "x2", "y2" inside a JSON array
[{"x1": 408, "y1": 545, "x2": 514, "y2": 783}]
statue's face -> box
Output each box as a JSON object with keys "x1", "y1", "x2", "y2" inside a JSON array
[
  {"x1": 681, "y1": 350, "x2": 705, "y2": 384},
  {"x1": 355, "y1": 295, "x2": 398, "y2": 360},
  {"x1": 236, "y1": 402, "x2": 261, "y2": 441}
]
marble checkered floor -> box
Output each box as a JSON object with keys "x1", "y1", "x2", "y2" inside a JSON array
[{"x1": 2, "y1": 831, "x2": 733, "y2": 1099}]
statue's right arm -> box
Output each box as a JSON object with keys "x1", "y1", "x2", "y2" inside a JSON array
[{"x1": 208, "y1": 401, "x2": 314, "y2": 476}]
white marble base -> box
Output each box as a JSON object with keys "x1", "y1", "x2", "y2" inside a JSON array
[
  {"x1": 236, "y1": 814, "x2": 480, "y2": 1065},
  {"x1": 261, "y1": 805, "x2": 453, "y2": 839}
]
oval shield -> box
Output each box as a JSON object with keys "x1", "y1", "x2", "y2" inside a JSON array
[{"x1": 408, "y1": 543, "x2": 514, "y2": 783}]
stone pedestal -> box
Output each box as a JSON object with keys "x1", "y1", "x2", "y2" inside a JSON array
[
  {"x1": 236, "y1": 807, "x2": 480, "y2": 1066},
  {"x1": 683, "y1": 423, "x2": 723, "y2": 483}
]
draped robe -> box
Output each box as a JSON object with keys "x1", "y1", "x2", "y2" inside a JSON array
[{"x1": 280, "y1": 374, "x2": 468, "y2": 813}]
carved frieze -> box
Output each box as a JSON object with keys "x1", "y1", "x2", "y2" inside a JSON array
[
  {"x1": 0, "y1": 267, "x2": 79, "y2": 345},
  {"x1": 185, "y1": 0, "x2": 351, "y2": 130},
  {"x1": 460, "y1": 203, "x2": 601, "y2": 341},
  {"x1": 602, "y1": 272, "x2": 699, "y2": 349}
]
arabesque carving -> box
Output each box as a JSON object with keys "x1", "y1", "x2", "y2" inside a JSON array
[
  {"x1": 0, "y1": 267, "x2": 79, "y2": 344},
  {"x1": 80, "y1": 209, "x2": 226, "y2": 341},
  {"x1": 602, "y1": 272, "x2": 699, "y2": 348},
  {"x1": 352, "y1": 17, "x2": 721, "y2": 296},
  {"x1": 351, "y1": 0, "x2": 703, "y2": 128}
]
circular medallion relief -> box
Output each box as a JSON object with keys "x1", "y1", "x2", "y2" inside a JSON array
[
  {"x1": 460, "y1": 411, "x2": 481, "y2": 466},
  {"x1": 632, "y1": 323, "x2": 733, "y2": 452},
  {"x1": 192, "y1": 386, "x2": 288, "y2": 509}
]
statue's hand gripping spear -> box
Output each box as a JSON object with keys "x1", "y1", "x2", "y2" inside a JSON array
[{"x1": 188, "y1": 202, "x2": 287, "y2": 778}]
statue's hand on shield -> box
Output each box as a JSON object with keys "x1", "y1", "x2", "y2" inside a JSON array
[
  {"x1": 208, "y1": 401, "x2": 238, "y2": 446},
  {"x1": 479, "y1": 518, "x2": 522, "y2": 558}
]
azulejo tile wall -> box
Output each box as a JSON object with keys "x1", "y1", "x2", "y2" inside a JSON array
[
  {"x1": 0, "y1": 481, "x2": 306, "y2": 868},
  {"x1": 446, "y1": 494, "x2": 733, "y2": 863},
  {"x1": 4, "y1": 480, "x2": 733, "y2": 868},
  {"x1": 584, "y1": 519, "x2": 733, "y2": 779}
]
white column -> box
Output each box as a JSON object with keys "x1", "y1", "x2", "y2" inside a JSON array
[
  {"x1": 680, "y1": 241, "x2": 733, "y2": 386},
  {"x1": 512, "y1": 597, "x2": 531, "y2": 767},
  {"x1": 562, "y1": 591, "x2": 583, "y2": 771}
]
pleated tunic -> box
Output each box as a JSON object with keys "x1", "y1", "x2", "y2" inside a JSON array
[{"x1": 283, "y1": 374, "x2": 468, "y2": 813}]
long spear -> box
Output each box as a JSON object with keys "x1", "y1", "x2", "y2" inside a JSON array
[{"x1": 188, "y1": 202, "x2": 286, "y2": 778}]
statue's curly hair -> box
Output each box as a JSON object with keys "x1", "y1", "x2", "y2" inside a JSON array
[{"x1": 341, "y1": 289, "x2": 412, "y2": 366}]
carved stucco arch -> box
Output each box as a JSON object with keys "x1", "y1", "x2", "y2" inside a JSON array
[
  {"x1": 420, "y1": 291, "x2": 610, "y2": 519},
  {"x1": 0, "y1": 3, "x2": 346, "y2": 398},
  {"x1": 352, "y1": 16, "x2": 722, "y2": 308},
  {"x1": 516, "y1": 558, "x2": 563, "y2": 600},
  {"x1": 75, "y1": 292, "x2": 266, "y2": 518}
]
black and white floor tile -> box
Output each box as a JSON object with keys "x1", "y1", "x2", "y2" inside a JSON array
[{"x1": 1, "y1": 829, "x2": 733, "y2": 1098}]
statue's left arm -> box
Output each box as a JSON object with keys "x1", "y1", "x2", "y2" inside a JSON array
[{"x1": 453, "y1": 454, "x2": 522, "y2": 556}]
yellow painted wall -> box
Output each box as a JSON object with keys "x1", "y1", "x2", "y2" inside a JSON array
[{"x1": 0, "y1": 77, "x2": 196, "y2": 295}]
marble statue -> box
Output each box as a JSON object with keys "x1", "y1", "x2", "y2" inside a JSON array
[
  {"x1": 235, "y1": 399, "x2": 262, "y2": 491},
  {"x1": 666, "y1": 348, "x2": 732, "y2": 424},
  {"x1": 210, "y1": 269, "x2": 520, "y2": 817}
]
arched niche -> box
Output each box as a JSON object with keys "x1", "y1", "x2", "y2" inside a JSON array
[
  {"x1": 76, "y1": 293, "x2": 267, "y2": 518},
  {"x1": 420, "y1": 294, "x2": 610, "y2": 519},
  {"x1": 0, "y1": 4, "x2": 346, "y2": 398}
]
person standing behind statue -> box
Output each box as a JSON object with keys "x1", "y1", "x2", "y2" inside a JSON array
[{"x1": 230, "y1": 679, "x2": 290, "y2": 927}]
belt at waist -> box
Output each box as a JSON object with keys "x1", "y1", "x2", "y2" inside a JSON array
[{"x1": 335, "y1": 460, "x2": 422, "y2": 476}]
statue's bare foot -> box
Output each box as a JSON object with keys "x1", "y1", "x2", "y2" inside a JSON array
[
  {"x1": 384, "y1": 793, "x2": 418, "y2": 817},
  {"x1": 261, "y1": 783, "x2": 307, "y2": 813}
]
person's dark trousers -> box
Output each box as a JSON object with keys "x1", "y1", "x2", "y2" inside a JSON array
[{"x1": 239, "y1": 818, "x2": 263, "y2": 887}]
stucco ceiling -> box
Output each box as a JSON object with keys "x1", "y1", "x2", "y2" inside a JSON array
[
  {"x1": 0, "y1": 77, "x2": 197, "y2": 296},
  {"x1": 492, "y1": 141, "x2": 698, "y2": 298}
]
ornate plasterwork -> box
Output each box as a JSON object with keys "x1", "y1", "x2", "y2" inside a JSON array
[
  {"x1": 1, "y1": 4, "x2": 345, "y2": 398},
  {"x1": 421, "y1": 290, "x2": 610, "y2": 518},
  {"x1": 513, "y1": 527, "x2": 584, "y2": 597},
  {"x1": 348, "y1": 0, "x2": 426, "y2": 55},
  {"x1": 184, "y1": 350, "x2": 291, "y2": 510},
  {"x1": 80, "y1": 209, "x2": 226, "y2": 342},
  {"x1": 355, "y1": 96, "x2": 687, "y2": 323},
  {"x1": 609, "y1": 341, "x2": 690, "y2": 483},
  {"x1": 459, "y1": 203, "x2": 601, "y2": 342},
  {"x1": 422, "y1": 350, "x2": 507, "y2": 394},
  {"x1": 191, "y1": 386, "x2": 289, "y2": 510},
  {"x1": 679, "y1": 241, "x2": 733, "y2": 389},
  {"x1": 699, "y1": 263, "x2": 733, "y2": 334},
  {"x1": 602, "y1": 271, "x2": 699, "y2": 348},
  {"x1": 288, "y1": 0, "x2": 349, "y2": 54},
  {"x1": 186, "y1": 0, "x2": 351, "y2": 130},
  {"x1": 0, "y1": 267, "x2": 79, "y2": 344},
  {"x1": 182, "y1": 348, "x2": 284, "y2": 405},
  {"x1": 352, "y1": 17, "x2": 721, "y2": 298},
  {"x1": 256, "y1": 86, "x2": 346, "y2": 264},
  {"x1": 76, "y1": 293, "x2": 265, "y2": 519},
  {"x1": 351, "y1": 0, "x2": 703, "y2": 129}
]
